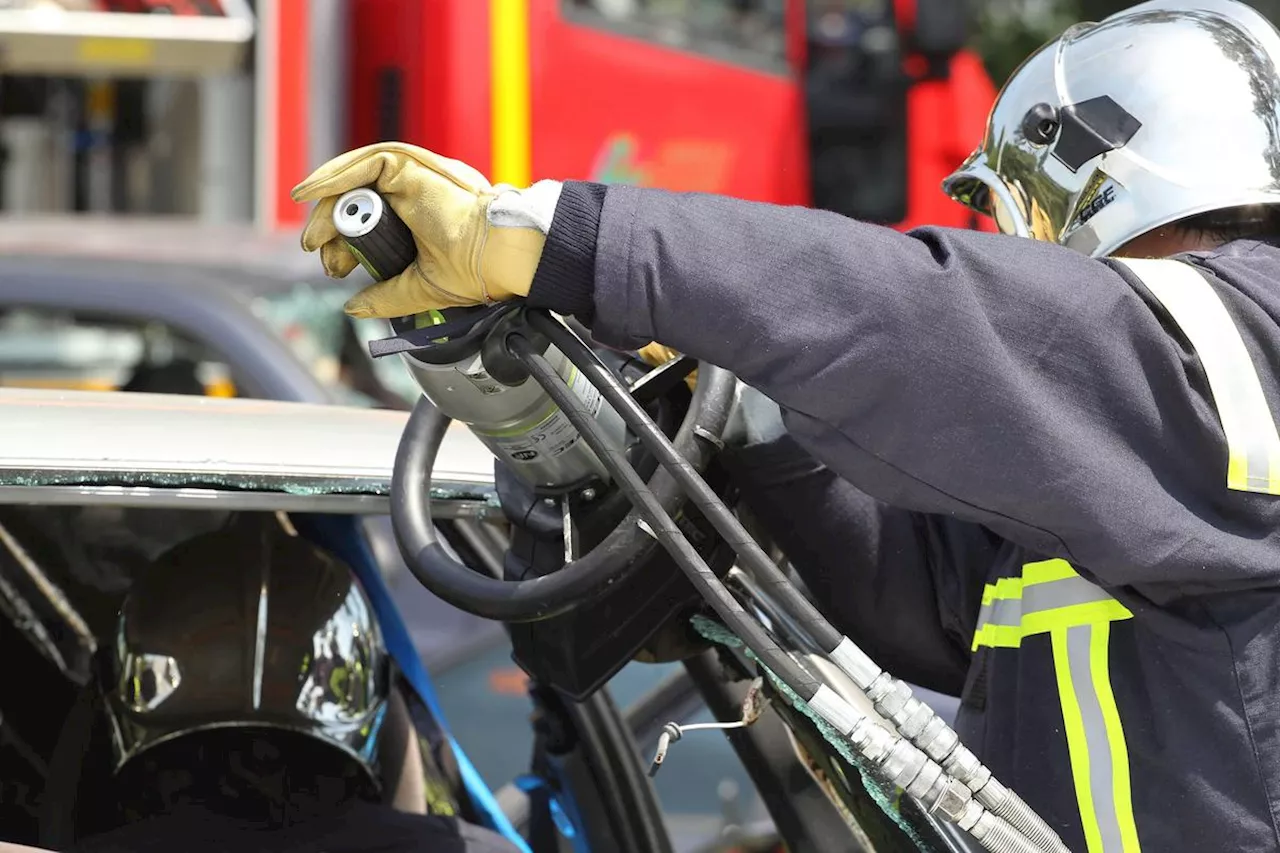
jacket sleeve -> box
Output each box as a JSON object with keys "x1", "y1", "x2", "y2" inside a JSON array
[
  {"x1": 527, "y1": 182, "x2": 1280, "y2": 594},
  {"x1": 721, "y1": 435, "x2": 994, "y2": 696}
]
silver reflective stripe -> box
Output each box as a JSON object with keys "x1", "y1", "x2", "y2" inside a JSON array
[
  {"x1": 1115, "y1": 258, "x2": 1280, "y2": 495},
  {"x1": 1024, "y1": 576, "x2": 1115, "y2": 612}
]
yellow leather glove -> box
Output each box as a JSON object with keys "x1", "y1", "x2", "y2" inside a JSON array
[
  {"x1": 291, "y1": 142, "x2": 546, "y2": 319},
  {"x1": 637, "y1": 342, "x2": 698, "y2": 390}
]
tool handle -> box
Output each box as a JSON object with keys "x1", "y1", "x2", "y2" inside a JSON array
[{"x1": 332, "y1": 187, "x2": 417, "y2": 282}]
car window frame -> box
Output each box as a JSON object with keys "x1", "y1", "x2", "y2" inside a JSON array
[{"x1": 0, "y1": 256, "x2": 335, "y2": 405}]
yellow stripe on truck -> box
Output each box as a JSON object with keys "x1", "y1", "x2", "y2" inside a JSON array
[{"x1": 490, "y1": 0, "x2": 531, "y2": 187}]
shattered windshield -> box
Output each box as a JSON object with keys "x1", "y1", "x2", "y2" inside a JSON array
[{"x1": 248, "y1": 282, "x2": 420, "y2": 408}]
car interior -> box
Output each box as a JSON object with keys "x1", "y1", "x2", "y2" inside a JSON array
[
  {"x1": 0, "y1": 506, "x2": 491, "y2": 848},
  {"x1": 0, "y1": 308, "x2": 236, "y2": 398}
]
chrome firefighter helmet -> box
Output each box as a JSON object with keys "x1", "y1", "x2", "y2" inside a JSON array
[
  {"x1": 101, "y1": 513, "x2": 390, "y2": 788},
  {"x1": 944, "y1": 0, "x2": 1280, "y2": 257}
]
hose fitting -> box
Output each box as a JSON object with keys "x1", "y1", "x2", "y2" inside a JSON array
[{"x1": 831, "y1": 642, "x2": 1070, "y2": 853}]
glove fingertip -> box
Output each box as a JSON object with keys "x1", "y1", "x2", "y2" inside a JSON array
[
  {"x1": 300, "y1": 198, "x2": 340, "y2": 252},
  {"x1": 343, "y1": 300, "x2": 375, "y2": 319},
  {"x1": 320, "y1": 241, "x2": 359, "y2": 278},
  {"x1": 344, "y1": 285, "x2": 399, "y2": 319}
]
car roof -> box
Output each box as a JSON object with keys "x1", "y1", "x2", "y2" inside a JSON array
[{"x1": 0, "y1": 388, "x2": 496, "y2": 517}]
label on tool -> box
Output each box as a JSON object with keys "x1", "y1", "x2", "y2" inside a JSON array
[
  {"x1": 570, "y1": 367, "x2": 603, "y2": 419},
  {"x1": 455, "y1": 354, "x2": 507, "y2": 397},
  {"x1": 486, "y1": 369, "x2": 603, "y2": 463}
]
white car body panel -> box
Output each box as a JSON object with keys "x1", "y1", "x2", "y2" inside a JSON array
[{"x1": 0, "y1": 388, "x2": 496, "y2": 516}]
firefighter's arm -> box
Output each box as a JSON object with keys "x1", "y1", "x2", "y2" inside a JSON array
[
  {"x1": 527, "y1": 182, "x2": 1277, "y2": 592},
  {"x1": 720, "y1": 434, "x2": 985, "y2": 695}
]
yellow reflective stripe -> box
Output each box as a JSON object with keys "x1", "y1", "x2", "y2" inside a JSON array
[
  {"x1": 1093, "y1": 622, "x2": 1141, "y2": 852},
  {"x1": 1115, "y1": 258, "x2": 1280, "y2": 496},
  {"x1": 972, "y1": 623, "x2": 1024, "y2": 650},
  {"x1": 490, "y1": 0, "x2": 531, "y2": 187},
  {"x1": 978, "y1": 560, "x2": 1140, "y2": 850},
  {"x1": 1052, "y1": 624, "x2": 1142, "y2": 853},
  {"x1": 1023, "y1": 558, "x2": 1079, "y2": 585},
  {"x1": 971, "y1": 600, "x2": 1132, "y2": 650},
  {"x1": 982, "y1": 575, "x2": 1025, "y2": 605},
  {"x1": 981, "y1": 559, "x2": 1078, "y2": 606},
  {"x1": 973, "y1": 560, "x2": 1131, "y2": 651}
]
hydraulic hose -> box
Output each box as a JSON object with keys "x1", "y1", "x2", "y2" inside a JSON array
[
  {"x1": 503, "y1": 330, "x2": 1047, "y2": 853},
  {"x1": 529, "y1": 310, "x2": 843, "y2": 650},
  {"x1": 390, "y1": 359, "x2": 736, "y2": 622},
  {"x1": 526, "y1": 311, "x2": 1069, "y2": 853},
  {"x1": 507, "y1": 331, "x2": 819, "y2": 698}
]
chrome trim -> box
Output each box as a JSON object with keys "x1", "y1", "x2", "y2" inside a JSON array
[
  {"x1": 253, "y1": 575, "x2": 268, "y2": 711},
  {"x1": 942, "y1": 157, "x2": 1032, "y2": 238}
]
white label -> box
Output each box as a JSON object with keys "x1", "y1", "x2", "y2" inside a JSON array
[
  {"x1": 455, "y1": 355, "x2": 507, "y2": 397},
  {"x1": 489, "y1": 408, "x2": 581, "y2": 463},
  {"x1": 482, "y1": 368, "x2": 604, "y2": 464},
  {"x1": 569, "y1": 367, "x2": 604, "y2": 418}
]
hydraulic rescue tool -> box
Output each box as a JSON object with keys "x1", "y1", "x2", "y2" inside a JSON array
[{"x1": 333, "y1": 187, "x2": 1071, "y2": 853}]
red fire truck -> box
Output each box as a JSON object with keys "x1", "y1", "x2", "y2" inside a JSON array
[
  {"x1": 0, "y1": 1, "x2": 996, "y2": 231},
  {"x1": 266, "y1": 1, "x2": 997, "y2": 234}
]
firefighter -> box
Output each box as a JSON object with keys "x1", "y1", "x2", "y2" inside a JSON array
[
  {"x1": 294, "y1": 1, "x2": 1280, "y2": 849},
  {"x1": 71, "y1": 514, "x2": 518, "y2": 853}
]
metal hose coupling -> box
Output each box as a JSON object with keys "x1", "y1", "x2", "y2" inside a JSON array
[
  {"x1": 967, "y1": 810, "x2": 1060, "y2": 853},
  {"x1": 967, "y1": 780, "x2": 1070, "y2": 853},
  {"x1": 809, "y1": 686, "x2": 1050, "y2": 853},
  {"x1": 811, "y1": 684, "x2": 960, "y2": 814},
  {"x1": 829, "y1": 639, "x2": 1070, "y2": 853},
  {"x1": 844, "y1": 712, "x2": 1047, "y2": 853}
]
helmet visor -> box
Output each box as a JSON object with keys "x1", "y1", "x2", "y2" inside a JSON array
[{"x1": 943, "y1": 154, "x2": 1032, "y2": 239}]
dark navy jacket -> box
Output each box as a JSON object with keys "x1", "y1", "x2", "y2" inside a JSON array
[{"x1": 529, "y1": 181, "x2": 1280, "y2": 853}]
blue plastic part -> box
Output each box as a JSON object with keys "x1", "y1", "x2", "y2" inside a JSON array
[
  {"x1": 515, "y1": 775, "x2": 592, "y2": 853},
  {"x1": 296, "y1": 514, "x2": 532, "y2": 853}
]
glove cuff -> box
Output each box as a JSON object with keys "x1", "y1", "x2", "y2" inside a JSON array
[{"x1": 488, "y1": 180, "x2": 562, "y2": 234}]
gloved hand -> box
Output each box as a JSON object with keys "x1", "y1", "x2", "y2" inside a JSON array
[
  {"x1": 636, "y1": 342, "x2": 698, "y2": 391},
  {"x1": 291, "y1": 142, "x2": 554, "y2": 319}
]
